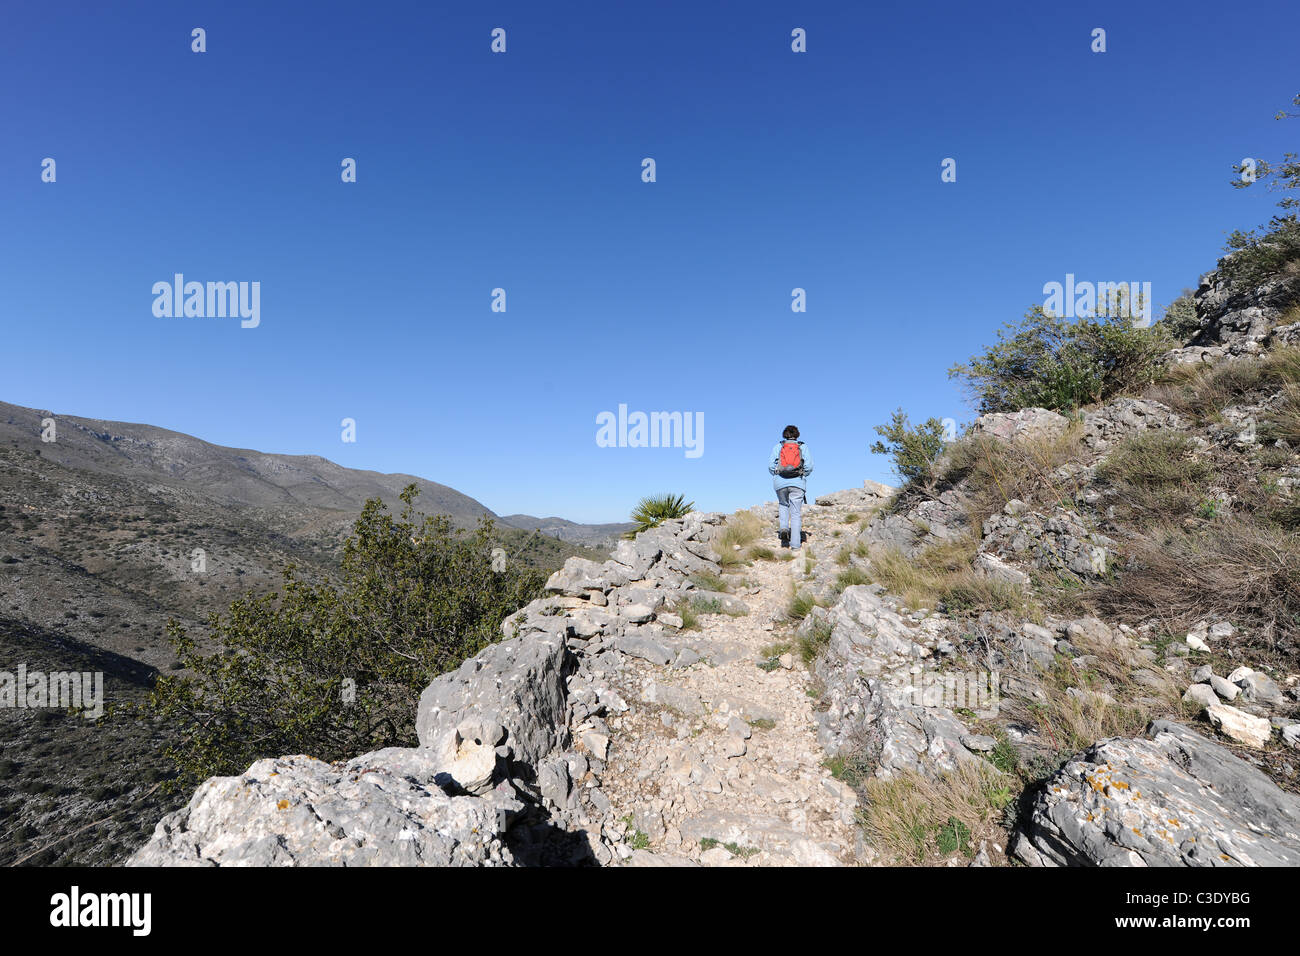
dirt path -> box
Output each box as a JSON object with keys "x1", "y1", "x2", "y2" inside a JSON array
[{"x1": 597, "y1": 500, "x2": 861, "y2": 866}]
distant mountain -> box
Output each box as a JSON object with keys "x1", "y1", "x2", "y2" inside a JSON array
[
  {"x1": 498, "y1": 514, "x2": 635, "y2": 548},
  {"x1": 0, "y1": 399, "x2": 629, "y2": 540},
  {"x1": 0, "y1": 400, "x2": 492, "y2": 521}
]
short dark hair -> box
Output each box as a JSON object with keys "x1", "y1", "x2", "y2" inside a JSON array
[{"x1": 782, "y1": 425, "x2": 800, "y2": 440}]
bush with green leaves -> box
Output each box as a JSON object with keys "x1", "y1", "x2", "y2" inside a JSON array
[
  {"x1": 1159, "y1": 289, "x2": 1201, "y2": 343},
  {"x1": 626, "y1": 493, "x2": 694, "y2": 537},
  {"x1": 144, "y1": 485, "x2": 546, "y2": 786},
  {"x1": 948, "y1": 306, "x2": 1174, "y2": 415},
  {"x1": 1218, "y1": 216, "x2": 1300, "y2": 293},
  {"x1": 870, "y1": 409, "x2": 949, "y2": 490}
]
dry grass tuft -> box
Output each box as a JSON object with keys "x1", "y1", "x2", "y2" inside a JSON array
[
  {"x1": 1095, "y1": 431, "x2": 1214, "y2": 518},
  {"x1": 867, "y1": 537, "x2": 1028, "y2": 615},
  {"x1": 1089, "y1": 518, "x2": 1300, "y2": 647},
  {"x1": 1148, "y1": 347, "x2": 1300, "y2": 422},
  {"x1": 938, "y1": 425, "x2": 1087, "y2": 526},
  {"x1": 713, "y1": 510, "x2": 766, "y2": 568},
  {"x1": 860, "y1": 760, "x2": 1015, "y2": 865}
]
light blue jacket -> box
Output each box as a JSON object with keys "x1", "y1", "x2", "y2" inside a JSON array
[{"x1": 769, "y1": 440, "x2": 813, "y2": 492}]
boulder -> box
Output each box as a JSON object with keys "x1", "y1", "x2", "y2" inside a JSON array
[
  {"x1": 1012, "y1": 720, "x2": 1300, "y2": 866},
  {"x1": 127, "y1": 751, "x2": 524, "y2": 866},
  {"x1": 1082, "y1": 399, "x2": 1184, "y2": 449},
  {"x1": 610, "y1": 632, "x2": 674, "y2": 667},
  {"x1": 545, "y1": 557, "x2": 609, "y2": 596},
  {"x1": 969, "y1": 407, "x2": 1070, "y2": 443},
  {"x1": 1228, "y1": 667, "x2": 1284, "y2": 706},
  {"x1": 1209, "y1": 674, "x2": 1241, "y2": 702},
  {"x1": 416, "y1": 631, "x2": 571, "y2": 779},
  {"x1": 641, "y1": 681, "x2": 706, "y2": 717},
  {"x1": 973, "y1": 551, "x2": 1031, "y2": 587}
]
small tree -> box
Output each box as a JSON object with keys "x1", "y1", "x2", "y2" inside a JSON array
[
  {"x1": 144, "y1": 485, "x2": 546, "y2": 786},
  {"x1": 1231, "y1": 92, "x2": 1299, "y2": 211},
  {"x1": 1224, "y1": 93, "x2": 1300, "y2": 291},
  {"x1": 871, "y1": 409, "x2": 949, "y2": 490}
]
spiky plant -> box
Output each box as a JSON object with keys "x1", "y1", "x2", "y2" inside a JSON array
[{"x1": 626, "y1": 493, "x2": 694, "y2": 537}]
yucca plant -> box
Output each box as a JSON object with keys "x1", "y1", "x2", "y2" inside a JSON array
[{"x1": 625, "y1": 493, "x2": 694, "y2": 537}]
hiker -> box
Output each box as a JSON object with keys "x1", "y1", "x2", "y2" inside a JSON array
[{"x1": 769, "y1": 425, "x2": 813, "y2": 550}]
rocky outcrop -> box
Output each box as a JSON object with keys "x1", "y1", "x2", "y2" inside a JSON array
[
  {"x1": 862, "y1": 488, "x2": 973, "y2": 556},
  {"x1": 1081, "y1": 398, "x2": 1184, "y2": 450},
  {"x1": 129, "y1": 511, "x2": 727, "y2": 866},
  {"x1": 127, "y1": 750, "x2": 527, "y2": 866},
  {"x1": 1167, "y1": 269, "x2": 1299, "y2": 364},
  {"x1": 979, "y1": 500, "x2": 1115, "y2": 580},
  {"x1": 813, "y1": 480, "x2": 895, "y2": 510},
  {"x1": 803, "y1": 585, "x2": 984, "y2": 779},
  {"x1": 1011, "y1": 720, "x2": 1300, "y2": 866}
]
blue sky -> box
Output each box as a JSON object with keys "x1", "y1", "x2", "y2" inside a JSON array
[{"x1": 2, "y1": 1, "x2": 1296, "y2": 522}]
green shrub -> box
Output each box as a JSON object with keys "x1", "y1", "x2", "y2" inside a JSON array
[
  {"x1": 143, "y1": 486, "x2": 546, "y2": 786},
  {"x1": 871, "y1": 409, "x2": 949, "y2": 489},
  {"x1": 1158, "y1": 289, "x2": 1201, "y2": 343},
  {"x1": 1218, "y1": 217, "x2": 1300, "y2": 293},
  {"x1": 949, "y1": 307, "x2": 1174, "y2": 414},
  {"x1": 627, "y1": 493, "x2": 694, "y2": 537}
]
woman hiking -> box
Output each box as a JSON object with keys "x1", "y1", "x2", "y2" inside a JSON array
[{"x1": 769, "y1": 425, "x2": 813, "y2": 550}]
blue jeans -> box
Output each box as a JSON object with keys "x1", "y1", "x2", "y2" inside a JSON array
[{"x1": 777, "y1": 486, "x2": 805, "y2": 550}]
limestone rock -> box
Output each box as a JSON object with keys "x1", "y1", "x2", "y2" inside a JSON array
[
  {"x1": 1206, "y1": 704, "x2": 1272, "y2": 748},
  {"x1": 128, "y1": 752, "x2": 523, "y2": 866},
  {"x1": 1012, "y1": 721, "x2": 1300, "y2": 866},
  {"x1": 1181, "y1": 683, "x2": 1219, "y2": 711},
  {"x1": 611, "y1": 633, "x2": 673, "y2": 667},
  {"x1": 416, "y1": 630, "x2": 571, "y2": 778}
]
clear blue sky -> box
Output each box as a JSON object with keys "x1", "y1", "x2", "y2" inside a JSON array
[{"x1": 3, "y1": 0, "x2": 1296, "y2": 522}]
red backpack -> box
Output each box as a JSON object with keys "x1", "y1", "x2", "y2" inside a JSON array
[{"x1": 778, "y1": 440, "x2": 804, "y2": 477}]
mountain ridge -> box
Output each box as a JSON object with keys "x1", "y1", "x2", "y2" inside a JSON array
[{"x1": 0, "y1": 399, "x2": 631, "y2": 538}]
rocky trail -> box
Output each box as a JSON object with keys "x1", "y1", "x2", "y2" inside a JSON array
[{"x1": 595, "y1": 503, "x2": 859, "y2": 866}]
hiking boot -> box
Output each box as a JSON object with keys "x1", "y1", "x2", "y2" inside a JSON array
[{"x1": 778, "y1": 529, "x2": 791, "y2": 548}]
